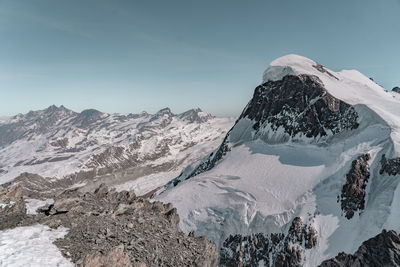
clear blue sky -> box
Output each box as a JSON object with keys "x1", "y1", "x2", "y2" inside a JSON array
[{"x1": 0, "y1": 0, "x2": 399, "y2": 116}]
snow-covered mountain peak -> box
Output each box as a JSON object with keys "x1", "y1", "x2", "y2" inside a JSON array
[
  {"x1": 263, "y1": 54, "x2": 319, "y2": 83},
  {"x1": 158, "y1": 55, "x2": 400, "y2": 266},
  {"x1": 261, "y1": 54, "x2": 400, "y2": 151}
]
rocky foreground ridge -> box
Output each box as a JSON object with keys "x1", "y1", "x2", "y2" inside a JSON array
[{"x1": 0, "y1": 183, "x2": 218, "y2": 266}]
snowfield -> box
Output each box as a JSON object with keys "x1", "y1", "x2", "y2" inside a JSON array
[
  {"x1": 0, "y1": 225, "x2": 72, "y2": 267},
  {"x1": 157, "y1": 54, "x2": 400, "y2": 265}
]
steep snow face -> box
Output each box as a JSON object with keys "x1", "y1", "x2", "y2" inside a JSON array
[
  {"x1": 0, "y1": 106, "x2": 234, "y2": 196},
  {"x1": 157, "y1": 55, "x2": 400, "y2": 266}
]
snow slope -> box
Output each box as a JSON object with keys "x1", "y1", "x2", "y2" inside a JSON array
[
  {"x1": 0, "y1": 224, "x2": 72, "y2": 267},
  {"x1": 157, "y1": 55, "x2": 400, "y2": 266}
]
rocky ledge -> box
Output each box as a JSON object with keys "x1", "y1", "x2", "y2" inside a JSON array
[
  {"x1": 0, "y1": 184, "x2": 218, "y2": 267},
  {"x1": 319, "y1": 229, "x2": 400, "y2": 266},
  {"x1": 220, "y1": 217, "x2": 317, "y2": 267},
  {"x1": 380, "y1": 154, "x2": 400, "y2": 176},
  {"x1": 340, "y1": 154, "x2": 371, "y2": 219}
]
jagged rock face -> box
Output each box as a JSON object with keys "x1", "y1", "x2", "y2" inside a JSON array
[
  {"x1": 0, "y1": 184, "x2": 219, "y2": 266},
  {"x1": 240, "y1": 74, "x2": 359, "y2": 139},
  {"x1": 340, "y1": 154, "x2": 371, "y2": 219},
  {"x1": 319, "y1": 230, "x2": 400, "y2": 267},
  {"x1": 219, "y1": 217, "x2": 317, "y2": 267},
  {"x1": 393, "y1": 87, "x2": 400, "y2": 94},
  {"x1": 380, "y1": 154, "x2": 400, "y2": 176}
]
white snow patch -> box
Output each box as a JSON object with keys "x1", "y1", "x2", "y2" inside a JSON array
[
  {"x1": 0, "y1": 224, "x2": 73, "y2": 267},
  {"x1": 0, "y1": 201, "x2": 15, "y2": 209},
  {"x1": 25, "y1": 198, "x2": 54, "y2": 215}
]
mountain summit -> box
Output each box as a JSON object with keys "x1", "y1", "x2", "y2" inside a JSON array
[{"x1": 158, "y1": 55, "x2": 400, "y2": 266}]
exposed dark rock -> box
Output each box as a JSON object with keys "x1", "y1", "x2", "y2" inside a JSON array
[
  {"x1": 319, "y1": 230, "x2": 400, "y2": 267},
  {"x1": 220, "y1": 217, "x2": 317, "y2": 267},
  {"x1": 340, "y1": 154, "x2": 371, "y2": 219},
  {"x1": 393, "y1": 87, "x2": 400, "y2": 94},
  {"x1": 312, "y1": 64, "x2": 339, "y2": 80},
  {"x1": 240, "y1": 75, "x2": 358, "y2": 138},
  {"x1": 380, "y1": 154, "x2": 400, "y2": 176}
]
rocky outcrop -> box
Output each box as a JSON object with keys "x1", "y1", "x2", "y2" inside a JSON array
[
  {"x1": 0, "y1": 183, "x2": 218, "y2": 267},
  {"x1": 0, "y1": 184, "x2": 26, "y2": 230},
  {"x1": 393, "y1": 87, "x2": 400, "y2": 94},
  {"x1": 240, "y1": 75, "x2": 358, "y2": 139},
  {"x1": 340, "y1": 154, "x2": 371, "y2": 219},
  {"x1": 380, "y1": 154, "x2": 400, "y2": 176},
  {"x1": 220, "y1": 217, "x2": 317, "y2": 267},
  {"x1": 319, "y1": 230, "x2": 400, "y2": 267}
]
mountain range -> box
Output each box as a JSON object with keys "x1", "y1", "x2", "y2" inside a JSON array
[{"x1": 0, "y1": 106, "x2": 234, "y2": 197}]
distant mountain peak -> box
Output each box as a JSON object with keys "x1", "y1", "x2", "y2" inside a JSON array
[
  {"x1": 178, "y1": 108, "x2": 214, "y2": 123},
  {"x1": 73, "y1": 109, "x2": 104, "y2": 127},
  {"x1": 156, "y1": 107, "x2": 173, "y2": 115}
]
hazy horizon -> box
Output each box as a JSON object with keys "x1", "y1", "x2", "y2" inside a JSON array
[{"x1": 1, "y1": 0, "x2": 399, "y2": 117}]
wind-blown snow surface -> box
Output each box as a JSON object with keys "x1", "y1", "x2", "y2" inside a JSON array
[
  {"x1": 157, "y1": 55, "x2": 400, "y2": 265},
  {"x1": 0, "y1": 224, "x2": 72, "y2": 267}
]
